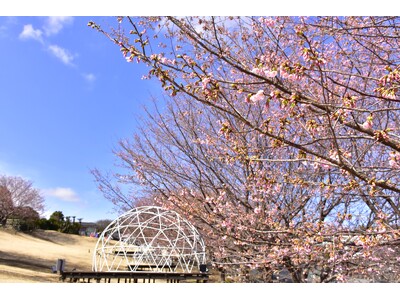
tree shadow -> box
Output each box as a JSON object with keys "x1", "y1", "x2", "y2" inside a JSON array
[
  {"x1": 29, "y1": 230, "x2": 80, "y2": 246},
  {"x1": 0, "y1": 250, "x2": 57, "y2": 273}
]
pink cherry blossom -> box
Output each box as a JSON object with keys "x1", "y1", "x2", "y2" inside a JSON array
[
  {"x1": 92, "y1": 16, "x2": 400, "y2": 283},
  {"x1": 254, "y1": 206, "x2": 261, "y2": 214},
  {"x1": 252, "y1": 67, "x2": 277, "y2": 78},
  {"x1": 249, "y1": 90, "x2": 265, "y2": 102},
  {"x1": 265, "y1": 70, "x2": 277, "y2": 78},
  {"x1": 258, "y1": 17, "x2": 276, "y2": 27},
  {"x1": 202, "y1": 77, "x2": 211, "y2": 89},
  {"x1": 361, "y1": 118, "x2": 373, "y2": 130}
]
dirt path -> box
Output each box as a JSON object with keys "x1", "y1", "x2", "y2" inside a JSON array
[{"x1": 0, "y1": 229, "x2": 98, "y2": 283}]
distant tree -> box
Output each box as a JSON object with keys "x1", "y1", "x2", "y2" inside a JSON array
[
  {"x1": 49, "y1": 210, "x2": 64, "y2": 222},
  {"x1": 45, "y1": 211, "x2": 81, "y2": 234},
  {"x1": 95, "y1": 219, "x2": 113, "y2": 232},
  {"x1": 0, "y1": 175, "x2": 44, "y2": 227},
  {"x1": 48, "y1": 211, "x2": 64, "y2": 230},
  {"x1": 12, "y1": 206, "x2": 40, "y2": 231},
  {"x1": 0, "y1": 185, "x2": 13, "y2": 226},
  {"x1": 36, "y1": 218, "x2": 53, "y2": 230},
  {"x1": 13, "y1": 206, "x2": 40, "y2": 219},
  {"x1": 61, "y1": 221, "x2": 81, "y2": 235}
]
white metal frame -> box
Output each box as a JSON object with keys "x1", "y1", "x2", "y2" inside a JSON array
[{"x1": 92, "y1": 206, "x2": 206, "y2": 273}]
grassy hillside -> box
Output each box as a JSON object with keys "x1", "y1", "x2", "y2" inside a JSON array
[{"x1": 0, "y1": 229, "x2": 98, "y2": 282}]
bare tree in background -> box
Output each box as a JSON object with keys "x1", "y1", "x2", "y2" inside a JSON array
[
  {"x1": 0, "y1": 185, "x2": 13, "y2": 226},
  {"x1": 0, "y1": 175, "x2": 44, "y2": 226}
]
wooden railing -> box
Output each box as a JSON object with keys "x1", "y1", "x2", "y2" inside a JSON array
[{"x1": 59, "y1": 271, "x2": 209, "y2": 283}]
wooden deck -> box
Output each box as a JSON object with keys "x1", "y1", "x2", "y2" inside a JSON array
[{"x1": 59, "y1": 271, "x2": 209, "y2": 283}]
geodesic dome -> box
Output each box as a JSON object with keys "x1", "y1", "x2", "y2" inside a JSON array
[{"x1": 92, "y1": 206, "x2": 206, "y2": 273}]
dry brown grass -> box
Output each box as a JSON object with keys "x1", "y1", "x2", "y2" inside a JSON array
[{"x1": 0, "y1": 228, "x2": 98, "y2": 283}]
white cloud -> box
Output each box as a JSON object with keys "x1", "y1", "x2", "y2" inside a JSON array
[
  {"x1": 48, "y1": 44, "x2": 74, "y2": 65},
  {"x1": 0, "y1": 25, "x2": 7, "y2": 38},
  {"x1": 42, "y1": 210, "x2": 53, "y2": 219},
  {"x1": 82, "y1": 73, "x2": 96, "y2": 82},
  {"x1": 18, "y1": 18, "x2": 77, "y2": 67},
  {"x1": 19, "y1": 24, "x2": 43, "y2": 43},
  {"x1": 44, "y1": 187, "x2": 80, "y2": 202},
  {"x1": 43, "y1": 16, "x2": 73, "y2": 36}
]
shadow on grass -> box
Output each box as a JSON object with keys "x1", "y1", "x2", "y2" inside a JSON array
[
  {"x1": 0, "y1": 250, "x2": 58, "y2": 273},
  {"x1": 29, "y1": 230, "x2": 81, "y2": 246}
]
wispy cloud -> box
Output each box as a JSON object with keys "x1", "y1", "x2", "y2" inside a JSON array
[
  {"x1": 43, "y1": 16, "x2": 73, "y2": 36},
  {"x1": 19, "y1": 18, "x2": 75, "y2": 66},
  {"x1": 0, "y1": 25, "x2": 8, "y2": 38},
  {"x1": 19, "y1": 24, "x2": 43, "y2": 43},
  {"x1": 82, "y1": 73, "x2": 96, "y2": 82},
  {"x1": 0, "y1": 17, "x2": 19, "y2": 39},
  {"x1": 44, "y1": 187, "x2": 80, "y2": 202},
  {"x1": 48, "y1": 44, "x2": 74, "y2": 65},
  {"x1": 18, "y1": 17, "x2": 94, "y2": 79}
]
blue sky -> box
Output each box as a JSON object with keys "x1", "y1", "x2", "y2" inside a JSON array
[{"x1": 0, "y1": 16, "x2": 163, "y2": 222}]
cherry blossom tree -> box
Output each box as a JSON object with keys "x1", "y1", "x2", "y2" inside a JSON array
[
  {"x1": 0, "y1": 175, "x2": 44, "y2": 226},
  {"x1": 0, "y1": 185, "x2": 13, "y2": 226},
  {"x1": 91, "y1": 17, "x2": 400, "y2": 282}
]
